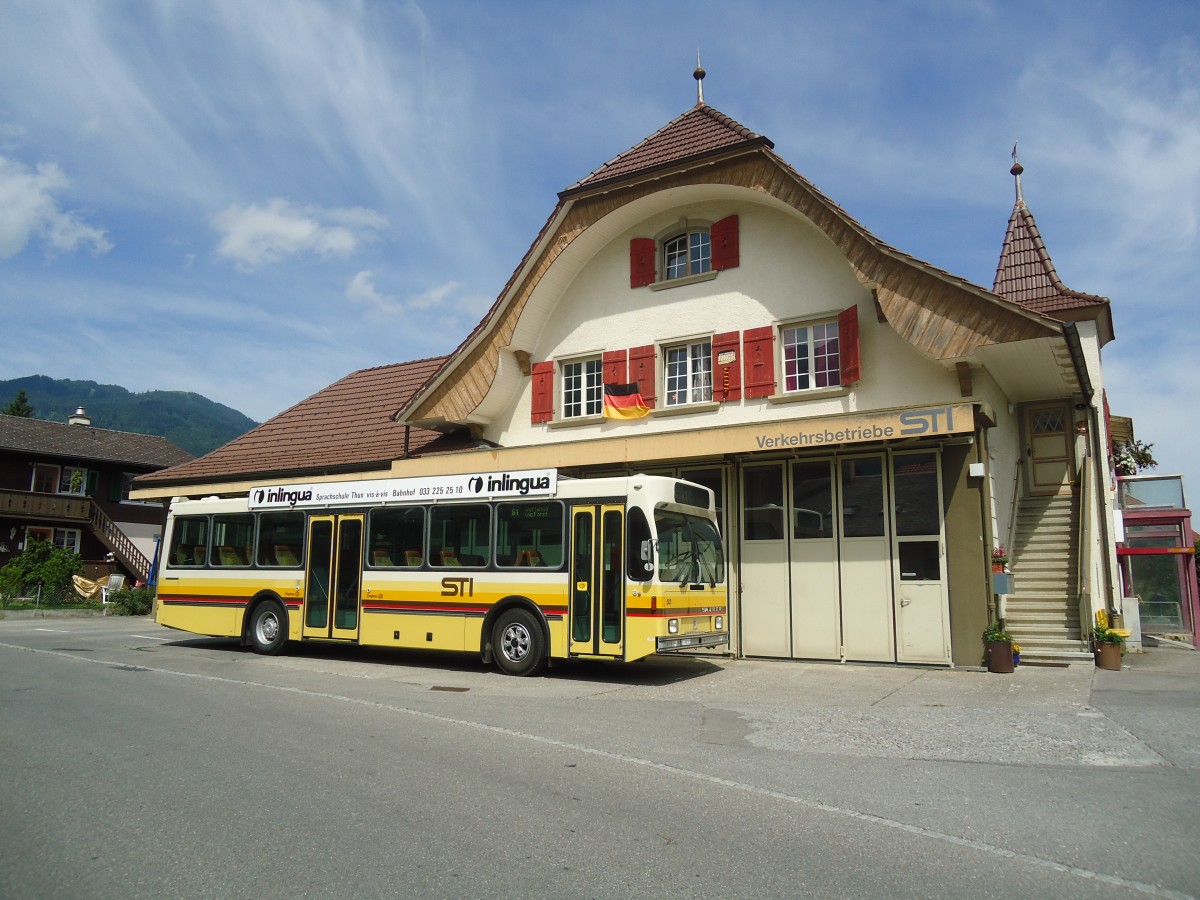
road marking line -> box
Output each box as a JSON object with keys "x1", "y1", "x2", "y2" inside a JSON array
[
  {"x1": 130, "y1": 634, "x2": 170, "y2": 642},
  {"x1": 34, "y1": 628, "x2": 69, "y2": 633},
  {"x1": 0, "y1": 639, "x2": 1190, "y2": 900}
]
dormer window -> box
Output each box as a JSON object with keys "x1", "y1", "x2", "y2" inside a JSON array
[
  {"x1": 664, "y1": 229, "x2": 711, "y2": 280},
  {"x1": 629, "y1": 214, "x2": 739, "y2": 288}
]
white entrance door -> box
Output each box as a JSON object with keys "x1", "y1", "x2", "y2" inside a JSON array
[
  {"x1": 891, "y1": 452, "x2": 951, "y2": 664},
  {"x1": 739, "y1": 463, "x2": 791, "y2": 657},
  {"x1": 838, "y1": 456, "x2": 895, "y2": 662}
]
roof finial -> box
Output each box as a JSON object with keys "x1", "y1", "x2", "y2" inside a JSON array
[
  {"x1": 693, "y1": 50, "x2": 706, "y2": 105},
  {"x1": 1010, "y1": 141, "x2": 1025, "y2": 205}
]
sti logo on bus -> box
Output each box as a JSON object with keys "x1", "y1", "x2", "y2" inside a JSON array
[
  {"x1": 469, "y1": 472, "x2": 552, "y2": 496},
  {"x1": 253, "y1": 487, "x2": 314, "y2": 506},
  {"x1": 899, "y1": 406, "x2": 956, "y2": 436}
]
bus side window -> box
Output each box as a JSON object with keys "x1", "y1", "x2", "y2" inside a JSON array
[
  {"x1": 626, "y1": 506, "x2": 653, "y2": 581},
  {"x1": 167, "y1": 515, "x2": 208, "y2": 568}
]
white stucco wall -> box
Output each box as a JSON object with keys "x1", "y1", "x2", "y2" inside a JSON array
[{"x1": 490, "y1": 196, "x2": 963, "y2": 448}]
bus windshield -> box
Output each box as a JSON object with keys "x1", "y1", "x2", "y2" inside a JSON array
[{"x1": 654, "y1": 509, "x2": 725, "y2": 585}]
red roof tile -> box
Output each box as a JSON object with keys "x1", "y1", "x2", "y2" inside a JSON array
[
  {"x1": 561, "y1": 103, "x2": 773, "y2": 196},
  {"x1": 137, "y1": 357, "x2": 471, "y2": 487},
  {"x1": 993, "y1": 201, "x2": 1109, "y2": 315}
]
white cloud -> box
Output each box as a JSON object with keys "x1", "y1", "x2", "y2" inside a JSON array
[
  {"x1": 213, "y1": 198, "x2": 387, "y2": 271},
  {"x1": 0, "y1": 155, "x2": 112, "y2": 259},
  {"x1": 345, "y1": 273, "x2": 484, "y2": 320},
  {"x1": 346, "y1": 269, "x2": 401, "y2": 314}
]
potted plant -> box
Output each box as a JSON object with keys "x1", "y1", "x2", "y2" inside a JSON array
[
  {"x1": 983, "y1": 621, "x2": 1014, "y2": 673},
  {"x1": 991, "y1": 546, "x2": 1009, "y2": 573},
  {"x1": 1011, "y1": 642, "x2": 1021, "y2": 667},
  {"x1": 1093, "y1": 623, "x2": 1125, "y2": 671}
]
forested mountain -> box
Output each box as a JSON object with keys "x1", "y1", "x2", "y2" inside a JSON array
[{"x1": 0, "y1": 375, "x2": 259, "y2": 457}]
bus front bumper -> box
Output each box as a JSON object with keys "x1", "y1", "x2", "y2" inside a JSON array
[{"x1": 656, "y1": 632, "x2": 730, "y2": 652}]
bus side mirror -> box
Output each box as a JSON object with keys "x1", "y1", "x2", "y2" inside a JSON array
[{"x1": 640, "y1": 540, "x2": 654, "y2": 573}]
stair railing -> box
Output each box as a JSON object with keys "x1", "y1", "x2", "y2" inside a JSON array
[
  {"x1": 1076, "y1": 462, "x2": 1092, "y2": 648},
  {"x1": 1006, "y1": 462, "x2": 1023, "y2": 562},
  {"x1": 88, "y1": 502, "x2": 152, "y2": 583}
]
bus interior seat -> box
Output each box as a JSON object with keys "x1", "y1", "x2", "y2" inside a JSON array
[
  {"x1": 371, "y1": 548, "x2": 394, "y2": 567},
  {"x1": 274, "y1": 544, "x2": 299, "y2": 567},
  {"x1": 438, "y1": 551, "x2": 459, "y2": 567},
  {"x1": 403, "y1": 550, "x2": 422, "y2": 567},
  {"x1": 218, "y1": 546, "x2": 246, "y2": 567}
]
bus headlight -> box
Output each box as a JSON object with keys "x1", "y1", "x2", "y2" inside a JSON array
[
  {"x1": 668, "y1": 618, "x2": 679, "y2": 634},
  {"x1": 715, "y1": 615, "x2": 724, "y2": 631}
]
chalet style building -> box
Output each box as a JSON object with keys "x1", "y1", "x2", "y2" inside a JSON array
[
  {"x1": 0, "y1": 408, "x2": 192, "y2": 583},
  {"x1": 135, "y1": 77, "x2": 1122, "y2": 666}
]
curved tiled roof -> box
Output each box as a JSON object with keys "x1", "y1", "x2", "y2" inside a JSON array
[
  {"x1": 0, "y1": 414, "x2": 192, "y2": 467},
  {"x1": 993, "y1": 201, "x2": 1108, "y2": 315},
  {"x1": 561, "y1": 103, "x2": 773, "y2": 196},
  {"x1": 137, "y1": 357, "x2": 459, "y2": 487}
]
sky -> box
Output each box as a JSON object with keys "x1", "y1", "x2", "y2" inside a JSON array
[{"x1": 1, "y1": 0, "x2": 1198, "y2": 497}]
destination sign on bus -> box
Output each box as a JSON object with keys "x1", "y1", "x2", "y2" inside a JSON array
[{"x1": 248, "y1": 469, "x2": 558, "y2": 509}]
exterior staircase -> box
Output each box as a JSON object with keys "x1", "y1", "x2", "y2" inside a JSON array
[{"x1": 1004, "y1": 492, "x2": 1092, "y2": 662}]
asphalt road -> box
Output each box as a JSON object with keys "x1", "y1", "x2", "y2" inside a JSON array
[{"x1": 0, "y1": 616, "x2": 1197, "y2": 899}]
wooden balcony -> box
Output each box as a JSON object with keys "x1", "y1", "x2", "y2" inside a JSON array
[
  {"x1": 0, "y1": 488, "x2": 92, "y2": 522},
  {"x1": 0, "y1": 488, "x2": 151, "y2": 582}
]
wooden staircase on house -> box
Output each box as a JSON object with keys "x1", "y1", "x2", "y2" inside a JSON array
[{"x1": 1004, "y1": 492, "x2": 1093, "y2": 662}]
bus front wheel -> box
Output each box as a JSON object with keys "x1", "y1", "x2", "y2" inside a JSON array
[
  {"x1": 248, "y1": 601, "x2": 288, "y2": 655},
  {"x1": 492, "y1": 608, "x2": 546, "y2": 677}
]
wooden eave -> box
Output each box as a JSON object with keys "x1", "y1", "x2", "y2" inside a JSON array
[{"x1": 400, "y1": 149, "x2": 1060, "y2": 430}]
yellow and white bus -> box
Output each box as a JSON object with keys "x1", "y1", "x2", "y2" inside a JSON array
[{"x1": 154, "y1": 470, "x2": 727, "y2": 675}]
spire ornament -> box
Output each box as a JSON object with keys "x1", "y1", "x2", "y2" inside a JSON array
[
  {"x1": 694, "y1": 50, "x2": 706, "y2": 105},
  {"x1": 1011, "y1": 142, "x2": 1025, "y2": 205}
]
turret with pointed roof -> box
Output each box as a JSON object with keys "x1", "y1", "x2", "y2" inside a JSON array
[{"x1": 993, "y1": 150, "x2": 1114, "y2": 344}]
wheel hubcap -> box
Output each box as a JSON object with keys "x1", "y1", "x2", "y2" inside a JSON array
[
  {"x1": 501, "y1": 623, "x2": 530, "y2": 662},
  {"x1": 257, "y1": 612, "x2": 279, "y2": 643}
]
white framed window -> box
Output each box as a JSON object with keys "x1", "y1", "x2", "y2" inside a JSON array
[
  {"x1": 59, "y1": 466, "x2": 87, "y2": 495},
  {"x1": 561, "y1": 357, "x2": 603, "y2": 419},
  {"x1": 664, "y1": 340, "x2": 713, "y2": 407},
  {"x1": 663, "y1": 229, "x2": 711, "y2": 280},
  {"x1": 31, "y1": 464, "x2": 59, "y2": 494},
  {"x1": 53, "y1": 528, "x2": 81, "y2": 554},
  {"x1": 782, "y1": 318, "x2": 841, "y2": 392}
]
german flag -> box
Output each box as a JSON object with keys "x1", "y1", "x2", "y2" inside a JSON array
[{"x1": 603, "y1": 382, "x2": 649, "y2": 419}]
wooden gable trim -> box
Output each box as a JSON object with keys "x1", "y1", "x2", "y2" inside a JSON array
[{"x1": 406, "y1": 152, "x2": 1059, "y2": 428}]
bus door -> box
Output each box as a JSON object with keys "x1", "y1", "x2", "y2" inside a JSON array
[
  {"x1": 302, "y1": 514, "x2": 364, "y2": 641},
  {"x1": 568, "y1": 505, "x2": 625, "y2": 658}
]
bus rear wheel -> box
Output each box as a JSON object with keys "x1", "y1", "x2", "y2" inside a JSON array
[
  {"x1": 492, "y1": 608, "x2": 546, "y2": 676},
  {"x1": 249, "y1": 601, "x2": 288, "y2": 655}
]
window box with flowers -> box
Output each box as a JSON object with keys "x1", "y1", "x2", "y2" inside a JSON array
[{"x1": 991, "y1": 546, "x2": 1009, "y2": 573}]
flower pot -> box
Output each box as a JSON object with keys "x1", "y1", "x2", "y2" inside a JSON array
[
  {"x1": 1095, "y1": 643, "x2": 1122, "y2": 671},
  {"x1": 991, "y1": 562, "x2": 1006, "y2": 574},
  {"x1": 986, "y1": 640, "x2": 1014, "y2": 674}
]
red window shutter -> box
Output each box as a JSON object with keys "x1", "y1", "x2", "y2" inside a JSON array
[
  {"x1": 711, "y1": 215, "x2": 739, "y2": 271},
  {"x1": 712, "y1": 331, "x2": 742, "y2": 402},
  {"x1": 628, "y1": 345, "x2": 657, "y2": 409},
  {"x1": 629, "y1": 238, "x2": 656, "y2": 288},
  {"x1": 743, "y1": 327, "x2": 775, "y2": 399},
  {"x1": 531, "y1": 361, "x2": 554, "y2": 424},
  {"x1": 602, "y1": 349, "x2": 628, "y2": 386},
  {"x1": 838, "y1": 304, "x2": 861, "y2": 386}
]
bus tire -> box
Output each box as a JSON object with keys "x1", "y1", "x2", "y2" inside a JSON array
[
  {"x1": 248, "y1": 600, "x2": 288, "y2": 656},
  {"x1": 492, "y1": 608, "x2": 546, "y2": 677}
]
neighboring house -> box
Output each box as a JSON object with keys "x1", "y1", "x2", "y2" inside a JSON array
[
  {"x1": 134, "y1": 79, "x2": 1123, "y2": 667},
  {"x1": 0, "y1": 408, "x2": 193, "y2": 583}
]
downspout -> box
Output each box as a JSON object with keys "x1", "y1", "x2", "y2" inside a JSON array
[{"x1": 1063, "y1": 322, "x2": 1116, "y2": 624}]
